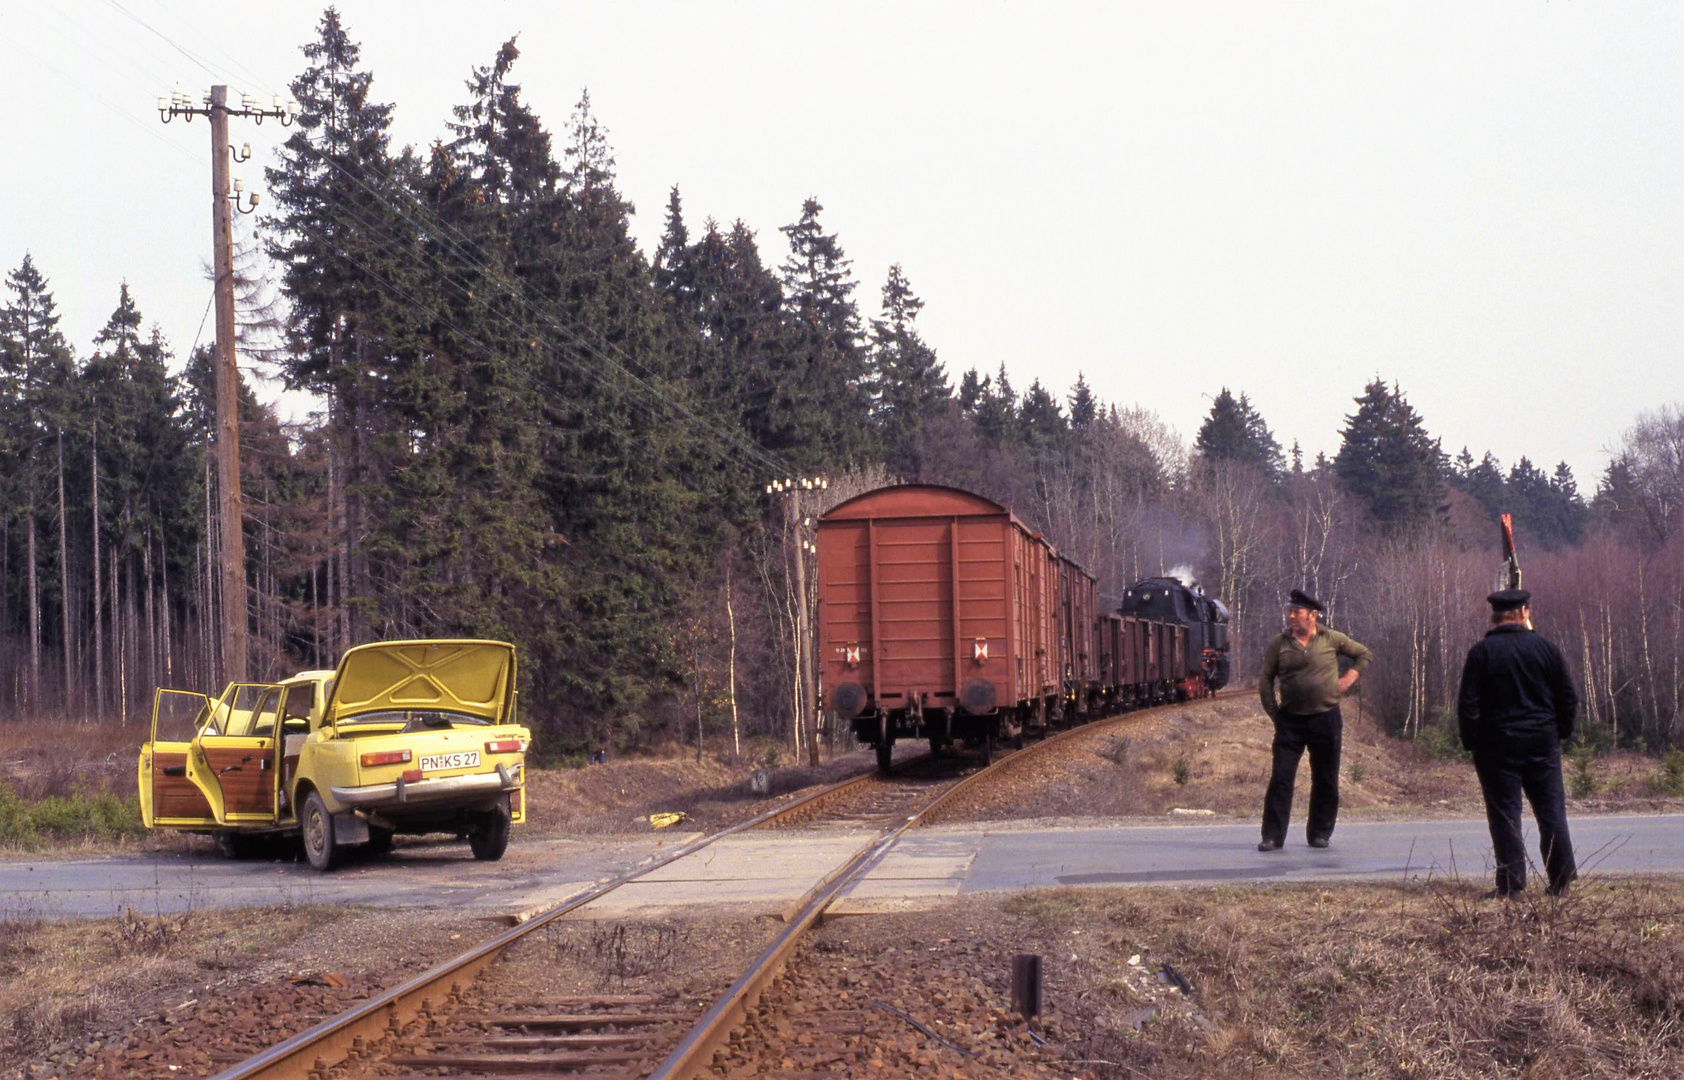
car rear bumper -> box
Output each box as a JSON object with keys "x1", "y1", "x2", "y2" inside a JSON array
[{"x1": 331, "y1": 763, "x2": 522, "y2": 809}]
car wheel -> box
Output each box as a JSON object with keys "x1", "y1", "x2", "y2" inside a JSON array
[
  {"x1": 301, "y1": 791, "x2": 343, "y2": 872},
  {"x1": 367, "y1": 826, "x2": 395, "y2": 855},
  {"x1": 469, "y1": 800, "x2": 511, "y2": 861}
]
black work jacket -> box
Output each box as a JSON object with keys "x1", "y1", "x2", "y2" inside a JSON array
[{"x1": 1456, "y1": 624, "x2": 1578, "y2": 753}]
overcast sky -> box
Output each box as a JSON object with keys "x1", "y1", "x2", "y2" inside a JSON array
[{"x1": 3, "y1": 2, "x2": 1681, "y2": 484}]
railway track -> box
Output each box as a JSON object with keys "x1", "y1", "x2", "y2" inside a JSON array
[{"x1": 175, "y1": 692, "x2": 1226, "y2": 1080}]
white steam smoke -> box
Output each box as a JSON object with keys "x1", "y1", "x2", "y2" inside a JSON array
[{"x1": 1164, "y1": 564, "x2": 1197, "y2": 588}]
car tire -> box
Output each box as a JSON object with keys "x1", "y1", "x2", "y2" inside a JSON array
[
  {"x1": 469, "y1": 800, "x2": 511, "y2": 861},
  {"x1": 301, "y1": 790, "x2": 343, "y2": 872}
]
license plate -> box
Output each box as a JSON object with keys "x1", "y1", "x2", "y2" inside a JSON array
[{"x1": 419, "y1": 750, "x2": 480, "y2": 772}]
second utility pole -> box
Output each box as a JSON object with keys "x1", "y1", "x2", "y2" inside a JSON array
[{"x1": 208, "y1": 85, "x2": 248, "y2": 682}]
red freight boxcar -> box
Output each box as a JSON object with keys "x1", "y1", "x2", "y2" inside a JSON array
[
  {"x1": 1056, "y1": 556, "x2": 1099, "y2": 718},
  {"x1": 817, "y1": 485, "x2": 1065, "y2": 769}
]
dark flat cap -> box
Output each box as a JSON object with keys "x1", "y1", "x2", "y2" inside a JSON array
[
  {"x1": 1488, "y1": 588, "x2": 1530, "y2": 611},
  {"x1": 1288, "y1": 589, "x2": 1323, "y2": 612}
]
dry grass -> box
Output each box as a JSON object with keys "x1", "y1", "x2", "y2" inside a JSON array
[
  {"x1": 0, "y1": 905, "x2": 329, "y2": 1071},
  {"x1": 0, "y1": 722, "x2": 142, "y2": 802},
  {"x1": 948, "y1": 692, "x2": 1684, "y2": 823},
  {"x1": 1001, "y1": 877, "x2": 1684, "y2": 1079}
]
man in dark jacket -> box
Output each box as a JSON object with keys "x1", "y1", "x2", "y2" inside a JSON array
[
  {"x1": 1457, "y1": 588, "x2": 1579, "y2": 898},
  {"x1": 1257, "y1": 589, "x2": 1372, "y2": 851}
]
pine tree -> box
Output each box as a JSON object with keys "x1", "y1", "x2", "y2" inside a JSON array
[
  {"x1": 957, "y1": 368, "x2": 989, "y2": 416},
  {"x1": 973, "y1": 363, "x2": 1016, "y2": 446},
  {"x1": 1068, "y1": 374, "x2": 1098, "y2": 431},
  {"x1": 867, "y1": 263, "x2": 947, "y2": 469},
  {"x1": 1595, "y1": 456, "x2": 1650, "y2": 540},
  {"x1": 1334, "y1": 379, "x2": 1447, "y2": 532},
  {"x1": 776, "y1": 197, "x2": 872, "y2": 463},
  {"x1": 266, "y1": 8, "x2": 418, "y2": 641},
  {"x1": 1550, "y1": 461, "x2": 1589, "y2": 547},
  {"x1": 1017, "y1": 380, "x2": 1067, "y2": 449},
  {"x1": 1452, "y1": 446, "x2": 1475, "y2": 482},
  {"x1": 82, "y1": 286, "x2": 196, "y2": 717},
  {"x1": 1461, "y1": 451, "x2": 1507, "y2": 520},
  {"x1": 687, "y1": 218, "x2": 786, "y2": 430},
  {"x1": 0, "y1": 255, "x2": 75, "y2": 712},
  {"x1": 654, "y1": 186, "x2": 696, "y2": 311},
  {"x1": 1507, "y1": 456, "x2": 1553, "y2": 544},
  {"x1": 1194, "y1": 388, "x2": 1283, "y2": 477}
]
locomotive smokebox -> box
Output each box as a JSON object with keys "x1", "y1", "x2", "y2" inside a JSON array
[
  {"x1": 831, "y1": 681, "x2": 867, "y2": 719},
  {"x1": 961, "y1": 678, "x2": 999, "y2": 715}
]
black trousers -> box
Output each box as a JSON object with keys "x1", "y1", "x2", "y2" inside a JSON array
[
  {"x1": 1473, "y1": 743, "x2": 1576, "y2": 894},
  {"x1": 1262, "y1": 706, "x2": 1341, "y2": 844}
]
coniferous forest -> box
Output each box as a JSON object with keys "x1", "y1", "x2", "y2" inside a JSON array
[{"x1": 4, "y1": 10, "x2": 1684, "y2": 759}]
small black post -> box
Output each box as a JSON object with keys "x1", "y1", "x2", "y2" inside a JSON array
[{"x1": 1012, "y1": 954, "x2": 1043, "y2": 1018}]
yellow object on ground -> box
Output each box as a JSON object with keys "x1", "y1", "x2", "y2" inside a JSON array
[{"x1": 649, "y1": 812, "x2": 689, "y2": 829}]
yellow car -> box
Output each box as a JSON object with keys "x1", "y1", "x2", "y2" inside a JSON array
[{"x1": 138, "y1": 640, "x2": 530, "y2": 871}]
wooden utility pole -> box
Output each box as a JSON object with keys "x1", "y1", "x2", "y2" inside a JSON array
[
  {"x1": 160, "y1": 86, "x2": 294, "y2": 683},
  {"x1": 208, "y1": 86, "x2": 247, "y2": 681}
]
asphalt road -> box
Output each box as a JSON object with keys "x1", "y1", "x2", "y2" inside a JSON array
[{"x1": 4, "y1": 814, "x2": 1680, "y2": 919}]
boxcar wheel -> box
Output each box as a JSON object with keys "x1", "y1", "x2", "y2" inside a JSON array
[
  {"x1": 979, "y1": 731, "x2": 995, "y2": 765},
  {"x1": 301, "y1": 791, "x2": 343, "y2": 872},
  {"x1": 470, "y1": 800, "x2": 511, "y2": 861}
]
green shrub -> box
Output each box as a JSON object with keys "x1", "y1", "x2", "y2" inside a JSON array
[
  {"x1": 1102, "y1": 735, "x2": 1131, "y2": 767},
  {"x1": 1567, "y1": 742, "x2": 1599, "y2": 799},
  {"x1": 0, "y1": 783, "x2": 143, "y2": 846},
  {"x1": 28, "y1": 791, "x2": 143, "y2": 838},
  {"x1": 1662, "y1": 750, "x2": 1684, "y2": 796},
  {"x1": 1348, "y1": 761, "x2": 1367, "y2": 784},
  {"x1": 1171, "y1": 754, "x2": 1191, "y2": 786},
  {"x1": 1416, "y1": 723, "x2": 1467, "y2": 761},
  {"x1": 0, "y1": 784, "x2": 27, "y2": 843}
]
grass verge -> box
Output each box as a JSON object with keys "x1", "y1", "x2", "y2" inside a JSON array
[
  {"x1": 0, "y1": 904, "x2": 332, "y2": 1072},
  {"x1": 1003, "y1": 877, "x2": 1684, "y2": 1079},
  {"x1": 0, "y1": 784, "x2": 143, "y2": 849}
]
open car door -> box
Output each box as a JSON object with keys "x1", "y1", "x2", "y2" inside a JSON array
[
  {"x1": 189, "y1": 685, "x2": 284, "y2": 826},
  {"x1": 140, "y1": 688, "x2": 217, "y2": 829}
]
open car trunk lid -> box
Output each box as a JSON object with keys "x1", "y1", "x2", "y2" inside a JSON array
[{"x1": 327, "y1": 640, "x2": 516, "y2": 725}]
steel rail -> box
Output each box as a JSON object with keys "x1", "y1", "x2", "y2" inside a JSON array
[
  {"x1": 204, "y1": 761, "x2": 906, "y2": 1080},
  {"x1": 643, "y1": 690, "x2": 1235, "y2": 1080},
  {"x1": 209, "y1": 690, "x2": 1234, "y2": 1080}
]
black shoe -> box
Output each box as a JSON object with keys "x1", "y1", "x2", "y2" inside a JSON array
[
  {"x1": 1257, "y1": 839, "x2": 1281, "y2": 852},
  {"x1": 1482, "y1": 888, "x2": 1522, "y2": 901},
  {"x1": 1308, "y1": 837, "x2": 1330, "y2": 849},
  {"x1": 1546, "y1": 882, "x2": 1571, "y2": 898}
]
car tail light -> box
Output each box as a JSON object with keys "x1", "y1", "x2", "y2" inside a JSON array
[
  {"x1": 361, "y1": 749, "x2": 413, "y2": 768},
  {"x1": 485, "y1": 739, "x2": 522, "y2": 754}
]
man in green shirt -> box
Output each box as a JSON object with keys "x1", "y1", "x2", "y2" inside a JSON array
[{"x1": 1256, "y1": 589, "x2": 1373, "y2": 851}]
